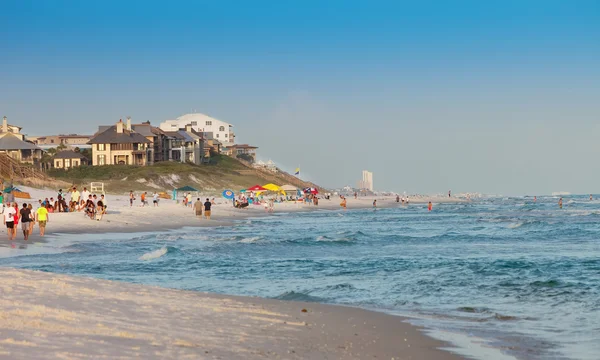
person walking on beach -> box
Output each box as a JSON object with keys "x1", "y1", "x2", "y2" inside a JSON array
[
  {"x1": 193, "y1": 198, "x2": 203, "y2": 217},
  {"x1": 428, "y1": 201, "x2": 433, "y2": 212},
  {"x1": 396, "y1": 195, "x2": 400, "y2": 203},
  {"x1": 340, "y1": 196, "x2": 347, "y2": 210},
  {"x1": 19, "y1": 203, "x2": 32, "y2": 240},
  {"x1": 3, "y1": 202, "x2": 16, "y2": 240},
  {"x1": 203, "y1": 198, "x2": 212, "y2": 220},
  {"x1": 129, "y1": 191, "x2": 135, "y2": 207},
  {"x1": 558, "y1": 197, "x2": 563, "y2": 209},
  {"x1": 187, "y1": 193, "x2": 193, "y2": 208},
  {"x1": 141, "y1": 192, "x2": 146, "y2": 207},
  {"x1": 448, "y1": 190, "x2": 451, "y2": 198},
  {"x1": 36, "y1": 203, "x2": 49, "y2": 236},
  {"x1": 153, "y1": 192, "x2": 159, "y2": 207},
  {"x1": 27, "y1": 204, "x2": 35, "y2": 234}
]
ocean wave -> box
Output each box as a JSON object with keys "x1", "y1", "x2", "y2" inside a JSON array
[
  {"x1": 139, "y1": 247, "x2": 168, "y2": 261},
  {"x1": 239, "y1": 236, "x2": 261, "y2": 243},
  {"x1": 273, "y1": 291, "x2": 324, "y2": 302}
]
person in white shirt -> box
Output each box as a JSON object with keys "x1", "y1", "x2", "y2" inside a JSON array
[
  {"x1": 81, "y1": 187, "x2": 91, "y2": 205},
  {"x1": 3, "y1": 203, "x2": 17, "y2": 241},
  {"x1": 153, "y1": 192, "x2": 159, "y2": 207}
]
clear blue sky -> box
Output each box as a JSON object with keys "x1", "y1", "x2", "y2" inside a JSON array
[{"x1": 1, "y1": 0, "x2": 599, "y2": 195}]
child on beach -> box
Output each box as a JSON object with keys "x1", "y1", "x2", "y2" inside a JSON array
[{"x1": 36, "y1": 204, "x2": 49, "y2": 236}]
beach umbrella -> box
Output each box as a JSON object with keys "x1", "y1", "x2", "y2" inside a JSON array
[
  {"x1": 222, "y1": 190, "x2": 235, "y2": 200},
  {"x1": 262, "y1": 183, "x2": 281, "y2": 192},
  {"x1": 247, "y1": 185, "x2": 268, "y2": 192}
]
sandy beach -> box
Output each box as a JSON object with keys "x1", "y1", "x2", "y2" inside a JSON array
[
  {"x1": 1, "y1": 186, "x2": 466, "y2": 246},
  {"x1": 1, "y1": 187, "x2": 469, "y2": 359},
  {"x1": 0, "y1": 267, "x2": 463, "y2": 359}
]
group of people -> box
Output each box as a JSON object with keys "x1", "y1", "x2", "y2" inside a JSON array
[
  {"x1": 130, "y1": 191, "x2": 160, "y2": 207},
  {"x1": 1, "y1": 200, "x2": 49, "y2": 241},
  {"x1": 192, "y1": 198, "x2": 213, "y2": 220}
]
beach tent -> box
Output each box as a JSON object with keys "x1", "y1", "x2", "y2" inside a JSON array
[
  {"x1": 247, "y1": 185, "x2": 268, "y2": 192},
  {"x1": 176, "y1": 186, "x2": 199, "y2": 192},
  {"x1": 280, "y1": 184, "x2": 298, "y2": 191},
  {"x1": 262, "y1": 184, "x2": 282, "y2": 192}
]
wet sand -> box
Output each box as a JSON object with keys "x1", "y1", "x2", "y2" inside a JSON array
[{"x1": 0, "y1": 268, "x2": 464, "y2": 359}]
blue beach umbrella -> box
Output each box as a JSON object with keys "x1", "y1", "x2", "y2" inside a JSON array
[{"x1": 222, "y1": 190, "x2": 235, "y2": 200}]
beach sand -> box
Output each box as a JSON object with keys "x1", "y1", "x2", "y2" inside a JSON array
[
  {"x1": 0, "y1": 268, "x2": 463, "y2": 359},
  {"x1": 0, "y1": 187, "x2": 468, "y2": 359}
]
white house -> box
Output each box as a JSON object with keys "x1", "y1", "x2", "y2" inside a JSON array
[{"x1": 159, "y1": 113, "x2": 235, "y2": 144}]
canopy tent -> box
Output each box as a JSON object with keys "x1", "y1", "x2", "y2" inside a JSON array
[
  {"x1": 176, "y1": 186, "x2": 199, "y2": 192},
  {"x1": 280, "y1": 184, "x2": 298, "y2": 191},
  {"x1": 262, "y1": 183, "x2": 281, "y2": 192},
  {"x1": 247, "y1": 185, "x2": 268, "y2": 192}
]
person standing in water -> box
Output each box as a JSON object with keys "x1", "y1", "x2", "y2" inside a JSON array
[
  {"x1": 558, "y1": 197, "x2": 563, "y2": 209},
  {"x1": 428, "y1": 201, "x2": 433, "y2": 211},
  {"x1": 590, "y1": 194, "x2": 593, "y2": 201},
  {"x1": 534, "y1": 196, "x2": 537, "y2": 203},
  {"x1": 373, "y1": 199, "x2": 377, "y2": 208}
]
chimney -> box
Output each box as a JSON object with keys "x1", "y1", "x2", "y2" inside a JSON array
[
  {"x1": 116, "y1": 119, "x2": 124, "y2": 134},
  {"x1": 126, "y1": 116, "x2": 132, "y2": 131},
  {"x1": 2, "y1": 116, "x2": 7, "y2": 133}
]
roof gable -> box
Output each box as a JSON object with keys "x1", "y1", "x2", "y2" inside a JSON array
[{"x1": 88, "y1": 125, "x2": 152, "y2": 145}]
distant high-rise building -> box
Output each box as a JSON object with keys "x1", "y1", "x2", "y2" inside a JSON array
[{"x1": 359, "y1": 170, "x2": 373, "y2": 191}]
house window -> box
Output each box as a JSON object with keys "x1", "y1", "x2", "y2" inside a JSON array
[
  {"x1": 216, "y1": 134, "x2": 219, "y2": 138},
  {"x1": 206, "y1": 121, "x2": 212, "y2": 126},
  {"x1": 50, "y1": 139, "x2": 55, "y2": 144},
  {"x1": 171, "y1": 124, "x2": 177, "y2": 127},
  {"x1": 65, "y1": 159, "x2": 71, "y2": 167},
  {"x1": 219, "y1": 126, "x2": 225, "y2": 131},
  {"x1": 225, "y1": 134, "x2": 228, "y2": 138},
  {"x1": 191, "y1": 121, "x2": 197, "y2": 126},
  {"x1": 98, "y1": 155, "x2": 106, "y2": 165},
  {"x1": 98, "y1": 144, "x2": 105, "y2": 151}
]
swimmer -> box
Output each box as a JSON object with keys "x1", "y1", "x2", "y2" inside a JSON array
[
  {"x1": 558, "y1": 197, "x2": 563, "y2": 209},
  {"x1": 428, "y1": 201, "x2": 432, "y2": 212}
]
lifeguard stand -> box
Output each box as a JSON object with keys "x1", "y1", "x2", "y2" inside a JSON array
[{"x1": 91, "y1": 182, "x2": 105, "y2": 195}]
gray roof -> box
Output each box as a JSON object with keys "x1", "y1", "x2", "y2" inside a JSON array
[
  {"x1": 177, "y1": 130, "x2": 195, "y2": 142},
  {"x1": 88, "y1": 125, "x2": 151, "y2": 145},
  {"x1": 164, "y1": 131, "x2": 185, "y2": 140},
  {"x1": 0, "y1": 133, "x2": 41, "y2": 150},
  {"x1": 53, "y1": 150, "x2": 87, "y2": 159},
  {"x1": 131, "y1": 124, "x2": 154, "y2": 137}
]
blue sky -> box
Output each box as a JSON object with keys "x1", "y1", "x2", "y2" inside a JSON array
[{"x1": 1, "y1": 0, "x2": 599, "y2": 195}]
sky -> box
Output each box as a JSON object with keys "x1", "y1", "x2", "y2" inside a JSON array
[{"x1": 1, "y1": 0, "x2": 599, "y2": 195}]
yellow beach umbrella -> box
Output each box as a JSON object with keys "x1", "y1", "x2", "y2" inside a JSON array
[{"x1": 262, "y1": 183, "x2": 281, "y2": 192}]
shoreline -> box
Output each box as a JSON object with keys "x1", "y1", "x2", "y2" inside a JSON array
[
  {"x1": 0, "y1": 267, "x2": 465, "y2": 359},
  {"x1": 0, "y1": 187, "x2": 473, "y2": 358}
]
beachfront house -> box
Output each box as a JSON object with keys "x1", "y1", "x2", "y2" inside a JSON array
[
  {"x1": 0, "y1": 116, "x2": 43, "y2": 165},
  {"x1": 159, "y1": 113, "x2": 235, "y2": 145},
  {"x1": 52, "y1": 150, "x2": 89, "y2": 169},
  {"x1": 163, "y1": 125, "x2": 205, "y2": 164},
  {"x1": 87, "y1": 119, "x2": 152, "y2": 166},
  {"x1": 225, "y1": 144, "x2": 258, "y2": 163},
  {"x1": 130, "y1": 120, "x2": 171, "y2": 164},
  {"x1": 30, "y1": 134, "x2": 92, "y2": 149}
]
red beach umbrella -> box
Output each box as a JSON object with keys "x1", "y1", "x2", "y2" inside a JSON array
[{"x1": 247, "y1": 185, "x2": 268, "y2": 192}]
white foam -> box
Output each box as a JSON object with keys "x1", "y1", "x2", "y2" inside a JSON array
[
  {"x1": 139, "y1": 247, "x2": 167, "y2": 261},
  {"x1": 240, "y1": 237, "x2": 260, "y2": 243}
]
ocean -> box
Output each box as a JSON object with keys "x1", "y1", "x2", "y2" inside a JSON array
[{"x1": 1, "y1": 195, "x2": 599, "y2": 359}]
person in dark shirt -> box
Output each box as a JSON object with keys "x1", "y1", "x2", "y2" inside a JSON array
[
  {"x1": 203, "y1": 198, "x2": 212, "y2": 220},
  {"x1": 19, "y1": 203, "x2": 32, "y2": 240},
  {"x1": 85, "y1": 195, "x2": 96, "y2": 219}
]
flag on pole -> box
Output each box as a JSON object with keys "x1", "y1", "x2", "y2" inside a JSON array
[{"x1": 295, "y1": 167, "x2": 300, "y2": 176}]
